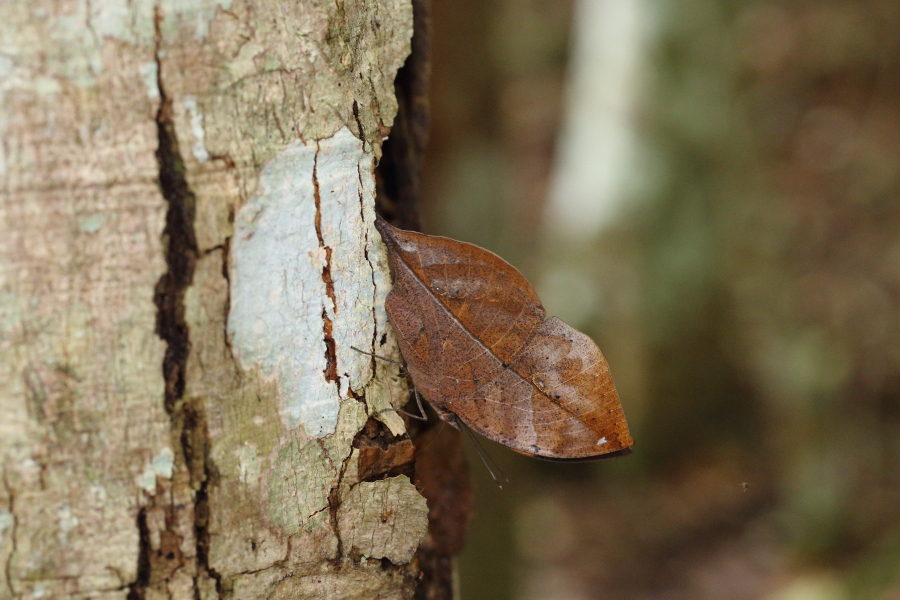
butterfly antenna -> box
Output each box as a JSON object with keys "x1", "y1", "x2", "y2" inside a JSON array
[
  {"x1": 350, "y1": 346, "x2": 405, "y2": 368},
  {"x1": 376, "y1": 404, "x2": 428, "y2": 421},
  {"x1": 369, "y1": 389, "x2": 427, "y2": 421},
  {"x1": 459, "y1": 420, "x2": 508, "y2": 489},
  {"x1": 413, "y1": 420, "x2": 448, "y2": 457},
  {"x1": 411, "y1": 387, "x2": 427, "y2": 420},
  {"x1": 375, "y1": 385, "x2": 428, "y2": 421}
]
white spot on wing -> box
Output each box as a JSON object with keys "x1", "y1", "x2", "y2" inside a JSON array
[{"x1": 596, "y1": 437, "x2": 608, "y2": 445}]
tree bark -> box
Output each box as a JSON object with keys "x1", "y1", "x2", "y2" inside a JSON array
[{"x1": 0, "y1": 1, "x2": 434, "y2": 598}]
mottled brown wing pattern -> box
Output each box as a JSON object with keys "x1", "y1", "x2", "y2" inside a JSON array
[{"x1": 376, "y1": 219, "x2": 634, "y2": 460}]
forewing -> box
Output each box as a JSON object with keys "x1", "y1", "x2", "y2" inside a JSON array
[
  {"x1": 383, "y1": 255, "x2": 500, "y2": 404},
  {"x1": 376, "y1": 220, "x2": 545, "y2": 365}
]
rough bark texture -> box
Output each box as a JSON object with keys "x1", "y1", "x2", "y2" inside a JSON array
[{"x1": 0, "y1": 1, "x2": 430, "y2": 599}]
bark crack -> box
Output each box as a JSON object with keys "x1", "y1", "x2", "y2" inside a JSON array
[
  {"x1": 153, "y1": 19, "x2": 198, "y2": 421},
  {"x1": 145, "y1": 7, "x2": 221, "y2": 599},
  {"x1": 2, "y1": 470, "x2": 16, "y2": 598},
  {"x1": 218, "y1": 240, "x2": 238, "y2": 373},
  {"x1": 352, "y1": 100, "x2": 366, "y2": 141},
  {"x1": 312, "y1": 144, "x2": 341, "y2": 390},
  {"x1": 327, "y1": 447, "x2": 355, "y2": 563},
  {"x1": 125, "y1": 509, "x2": 151, "y2": 600},
  {"x1": 358, "y1": 161, "x2": 380, "y2": 358}
]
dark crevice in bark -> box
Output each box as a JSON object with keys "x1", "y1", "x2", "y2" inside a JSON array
[
  {"x1": 148, "y1": 8, "x2": 221, "y2": 599},
  {"x1": 2, "y1": 470, "x2": 17, "y2": 598},
  {"x1": 375, "y1": 0, "x2": 430, "y2": 232},
  {"x1": 218, "y1": 240, "x2": 236, "y2": 369},
  {"x1": 352, "y1": 100, "x2": 366, "y2": 142},
  {"x1": 154, "y1": 60, "x2": 198, "y2": 420},
  {"x1": 326, "y1": 486, "x2": 345, "y2": 562},
  {"x1": 126, "y1": 509, "x2": 151, "y2": 600},
  {"x1": 312, "y1": 144, "x2": 341, "y2": 389},
  {"x1": 326, "y1": 447, "x2": 355, "y2": 564},
  {"x1": 182, "y1": 402, "x2": 224, "y2": 598}
]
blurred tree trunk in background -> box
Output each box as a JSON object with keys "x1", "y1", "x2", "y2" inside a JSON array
[{"x1": 0, "y1": 2, "x2": 458, "y2": 599}]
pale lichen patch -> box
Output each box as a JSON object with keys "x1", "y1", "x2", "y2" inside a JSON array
[
  {"x1": 0, "y1": 509, "x2": 13, "y2": 543},
  {"x1": 236, "y1": 443, "x2": 261, "y2": 485},
  {"x1": 229, "y1": 128, "x2": 399, "y2": 438},
  {"x1": 264, "y1": 399, "x2": 368, "y2": 536},
  {"x1": 182, "y1": 95, "x2": 210, "y2": 162},
  {"x1": 55, "y1": 504, "x2": 79, "y2": 545},
  {"x1": 137, "y1": 447, "x2": 175, "y2": 493},
  {"x1": 228, "y1": 138, "x2": 337, "y2": 436},
  {"x1": 266, "y1": 436, "x2": 334, "y2": 537},
  {"x1": 270, "y1": 565, "x2": 414, "y2": 599},
  {"x1": 337, "y1": 475, "x2": 428, "y2": 565},
  {"x1": 78, "y1": 213, "x2": 106, "y2": 233},
  {"x1": 140, "y1": 61, "x2": 160, "y2": 99}
]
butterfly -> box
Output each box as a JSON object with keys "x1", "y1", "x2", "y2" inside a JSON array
[{"x1": 375, "y1": 219, "x2": 633, "y2": 461}]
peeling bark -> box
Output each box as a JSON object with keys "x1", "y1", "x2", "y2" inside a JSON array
[{"x1": 0, "y1": 1, "x2": 431, "y2": 599}]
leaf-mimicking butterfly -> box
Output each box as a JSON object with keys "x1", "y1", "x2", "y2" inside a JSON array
[{"x1": 376, "y1": 219, "x2": 633, "y2": 461}]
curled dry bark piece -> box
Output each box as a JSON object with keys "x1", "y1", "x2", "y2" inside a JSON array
[{"x1": 375, "y1": 219, "x2": 634, "y2": 460}]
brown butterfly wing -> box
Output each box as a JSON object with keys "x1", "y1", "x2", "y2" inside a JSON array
[{"x1": 376, "y1": 219, "x2": 634, "y2": 460}]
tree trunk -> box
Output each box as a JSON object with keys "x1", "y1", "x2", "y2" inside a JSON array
[{"x1": 0, "y1": 1, "x2": 438, "y2": 598}]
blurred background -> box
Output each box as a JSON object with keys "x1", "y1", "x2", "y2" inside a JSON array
[{"x1": 418, "y1": 0, "x2": 900, "y2": 598}]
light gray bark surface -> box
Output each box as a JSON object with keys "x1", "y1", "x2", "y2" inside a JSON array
[{"x1": 0, "y1": 1, "x2": 423, "y2": 598}]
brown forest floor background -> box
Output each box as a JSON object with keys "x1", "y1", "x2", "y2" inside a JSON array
[{"x1": 418, "y1": 1, "x2": 900, "y2": 599}]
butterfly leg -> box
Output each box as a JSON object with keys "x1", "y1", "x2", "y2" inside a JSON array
[
  {"x1": 350, "y1": 346, "x2": 429, "y2": 421},
  {"x1": 374, "y1": 386, "x2": 429, "y2": 422},
  {"x1": 350, "y1": 346, "x2": 405, "y2": 368}
]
